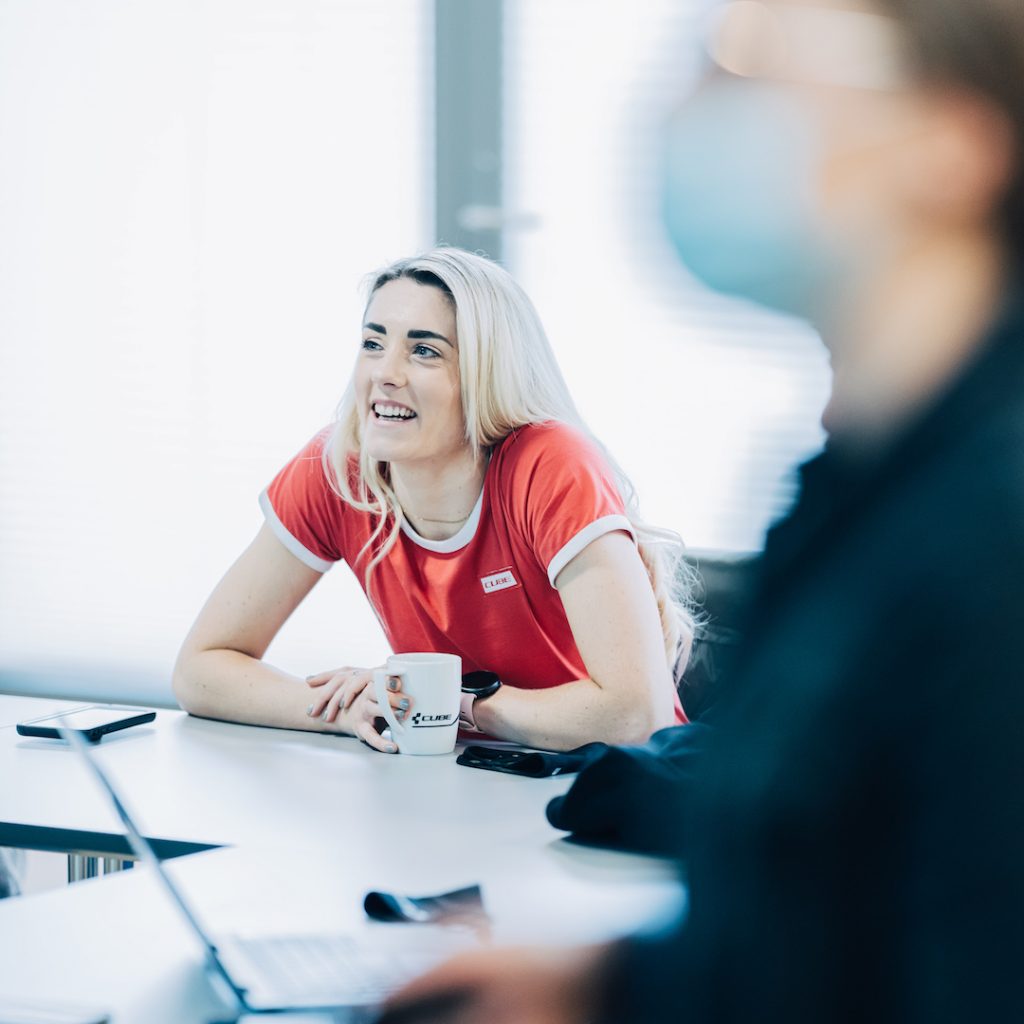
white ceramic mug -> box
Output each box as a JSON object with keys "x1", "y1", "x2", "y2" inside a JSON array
[{"x1": 372, "y1": 653, "x2": 462, "y2": 755}]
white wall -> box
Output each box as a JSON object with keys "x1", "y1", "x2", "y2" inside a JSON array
[{"x1": 0, "y1": 1, "x2": 431, "y2": 702}]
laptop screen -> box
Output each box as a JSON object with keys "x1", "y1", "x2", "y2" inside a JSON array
[{"x1": 56, "y1": 724, "x2": 246, "y2": 1008}]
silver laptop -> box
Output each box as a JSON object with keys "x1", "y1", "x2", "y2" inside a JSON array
[{"x1": 58, "y1": 723, "x2": 454, "y2": 1020}]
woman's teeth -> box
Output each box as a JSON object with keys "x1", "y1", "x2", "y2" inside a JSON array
[{"x1": 373, "y1": 403, "x2": 416, "y2": 420}]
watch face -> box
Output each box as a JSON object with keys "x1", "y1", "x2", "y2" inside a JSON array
[{"x1": 461, "y1": 670, "x2": 501, "y2": 695}]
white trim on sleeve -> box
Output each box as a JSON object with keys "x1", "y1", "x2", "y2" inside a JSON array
[
  {"x1": 259, "y1": 490, "x2": 335, "y2": 573},
  {"x1": 546, "y1": 514, "x2": 636, "y2": 587}
]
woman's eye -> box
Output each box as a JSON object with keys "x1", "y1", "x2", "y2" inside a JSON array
[
  {"x1": 361, "y1": 338, "x2": 383, "y2": 351},
  {"x1": 413, "y1": 344, "x2": 441, "y2": 358}
]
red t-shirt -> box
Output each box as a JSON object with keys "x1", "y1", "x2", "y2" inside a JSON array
[{"x1": 261, "y1": 420, "x2": 685, "y2": 720}]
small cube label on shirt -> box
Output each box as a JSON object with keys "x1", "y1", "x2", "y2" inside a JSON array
[{"x1": 480, "y1": 569, "x2": 518, "y2": 594}]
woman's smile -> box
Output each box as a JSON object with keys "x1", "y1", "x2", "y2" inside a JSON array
[
  {"x1": 355, "y1": 277, "x2": 466, "y2": 467},
  {"x1": 370, "y1": 400, "x2": 418, "y2": 423}
]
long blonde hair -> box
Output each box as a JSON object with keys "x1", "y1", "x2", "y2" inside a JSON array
[{"x1": 323, "y1": 248, "x2": 696, "y2": 670}]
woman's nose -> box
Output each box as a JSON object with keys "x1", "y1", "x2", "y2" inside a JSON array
[{"x1": 372, "y1": 347, "x2": 407, "y2": 387}]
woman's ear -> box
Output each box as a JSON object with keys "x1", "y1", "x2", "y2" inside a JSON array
[{"x1": 896, "y1": 87, "x2": 1015, "y2": 232}]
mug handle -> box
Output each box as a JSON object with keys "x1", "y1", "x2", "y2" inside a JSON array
[{"x1": 373, "y1": 668, "x2": 405, "y2": 743}]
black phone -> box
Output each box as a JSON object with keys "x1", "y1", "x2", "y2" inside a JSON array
[
  {"x1": 456, "y1": 745, "x2": 558, "y2": 777},
  {"x1": 16, "y1": 706, "x2": 156, "y2": 743}
]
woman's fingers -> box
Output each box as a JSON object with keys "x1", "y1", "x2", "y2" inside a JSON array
[
  {"x1": 356, "y1": 718, "x2": 398, "y2": 754},
  {"x1": 307, "y1": 665, "x2": 370, "y2": 688},
  {"x1": 307, "y1": 677, "x2": 342, "y2": 718},
  {"x1": 306, "y1": 667, "x2": 350, "y2": 688},
  {"x1": 365, "y1": 690, "x2": 412, "y2": 722},
  {"x1": 305, "y1": 664, "x2": 407, "y2": 736},
  {"x1": 307, "y1": 672, "x2": 348, "y2": 718},
  {"x1": 305, "y1": 667, "x2": 372, "y2": 720},
  {"x1": 344, "y1": 684, "x2": 412, "y2": 752},
  {"x1": 320, "y1": 687, "x2": 345, "y2": 723},
  {"x1": 350, "y1": 689, "x2": 412, "y2": 724},
  {"x1": 323, "y1": 672, "x2": 372, "y2": 723},
  {"x1": 340, "y1": 671, "x2": 372, "y2": 710}
]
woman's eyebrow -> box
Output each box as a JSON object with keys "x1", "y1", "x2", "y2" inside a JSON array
[
  {"x1": 362, "y1": 323, "x2": 452, "y2": 347},
  {"x1": 407, "y1": 329, "x2": 453, "y2": 347}
]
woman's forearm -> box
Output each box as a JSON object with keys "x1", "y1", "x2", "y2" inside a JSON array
[
  {"x1": 471, "y1": 675, "x2": 675, "y2": 751},
  {"x1": 172, "y1": 525, "x2": 335, "y2": 732},
  {"x1": 172, "y1": 648, "x2": 341, "y2": 734}
]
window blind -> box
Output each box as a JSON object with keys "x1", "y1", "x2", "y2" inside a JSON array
[
  {"x1": 0, "y1": 0, "x2": 431, "y2": 693},
  {"x1": 503, "y1": 0, "x2": 831, "y2": 552}
]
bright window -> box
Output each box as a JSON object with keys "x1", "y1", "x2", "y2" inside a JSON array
[
  {"x1": 0, "y1": 1, "x2": 430, "y2": 686},
  {"x1": 503, "y1": 0, "x2": 831, "y2": 552}
]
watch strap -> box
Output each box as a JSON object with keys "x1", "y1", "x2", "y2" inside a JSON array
[{"x1": 459, "y1": 692, "x2": 482, "y2": 731}]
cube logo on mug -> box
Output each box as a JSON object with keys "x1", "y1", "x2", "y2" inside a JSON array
[
  {"x1": 373, "y1": 653, "x2": 462, "y2": 755},
  {"x1": 409, "y1": 711, "x2": 456, "y2": 727}
]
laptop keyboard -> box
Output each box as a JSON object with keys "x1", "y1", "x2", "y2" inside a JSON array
[{"x1": 229, "y1": 933, "x2": 425, "y2": 1003}]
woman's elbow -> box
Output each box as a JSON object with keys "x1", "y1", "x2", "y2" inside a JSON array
[
  {"x1": 171, "y1": 650, "x2": 205, "y2": 715},
  {"x1": 602, "y1": 693, "x2": 673, "y2": 745},
  {"x1": 627, "y1": 677, "x2": 679, "y2": 742}
]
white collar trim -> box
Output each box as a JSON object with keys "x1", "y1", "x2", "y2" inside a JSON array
[{"x1": 399, "y1": 485, "x2": 485, "y2": 553}]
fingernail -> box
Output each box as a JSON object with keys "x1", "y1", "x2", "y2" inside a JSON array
[
  {"x1": 388, "y1": 743, "x2": 398, "y2": 753},
  {"x1": 305, "y1": 675, "x2": 314, "y2": 683},
  {"x1": 387, "y1": 679, "x2": 399, "y2": 691},
  {"x1": 396, "y1": 708, "x2": 406, "y2": 721},
  {"x1": 398, "y1": 698, "x2": 410, "y2": 710},
  {"x1": 320, "y1": 710, "x2": 328, "y2": 720},
  {"x1": 306, "y1": 704, "x2": 314, "y2": 716}
]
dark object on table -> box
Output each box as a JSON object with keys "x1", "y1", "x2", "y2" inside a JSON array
[
  {"x1": 456, "y1": 743, "x2": 606, "y2": 778},
  {"x1": 16, "y1": 706, "x2": 156, "y2": 743},
  {"x1": 363, "y1": 885, "x2": 487, "y2": 926}
]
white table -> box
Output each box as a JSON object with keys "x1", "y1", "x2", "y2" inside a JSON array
[
  {"x1": 0, "y1": 695, "x2": 685, "y2": 1022},
  {"x1": 0, "y1": 696, "x2": 90, "y2": 730},
  {"x1": 2, "y1": 699, "x2": 572, "y2": 861},
  {"x1": 1, "y1": 698, "x2": 220, "y2": 879}
]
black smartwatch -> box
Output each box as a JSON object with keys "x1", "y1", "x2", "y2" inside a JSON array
[{"x1": 460, "y1": 671, "x2": 502, "y2": 730}]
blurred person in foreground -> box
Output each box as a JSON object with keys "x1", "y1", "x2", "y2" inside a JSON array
[{"x1": 377, "y1": 0, "x2": 1024, "y2": 1020}]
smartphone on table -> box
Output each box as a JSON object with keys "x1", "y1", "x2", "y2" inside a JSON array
[{"x1": 16, "y1": 706, "x2": 156, "y2": 743}]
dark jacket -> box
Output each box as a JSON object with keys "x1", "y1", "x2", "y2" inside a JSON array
[{"x1": 599, "y1": 294, "x2": 1024, "y2": 1022}]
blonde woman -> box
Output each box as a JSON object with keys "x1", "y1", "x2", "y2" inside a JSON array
[{"x1": 173, "y1": 248, "x2": 693, "y2": 752}]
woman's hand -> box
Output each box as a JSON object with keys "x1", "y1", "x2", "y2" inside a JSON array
[
  {"x1": 306, "y1": 665, "x2": 373, "y2": 720},
  {"x1": 306, "y1": 666, "x2": 410, "y2": 753}
]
